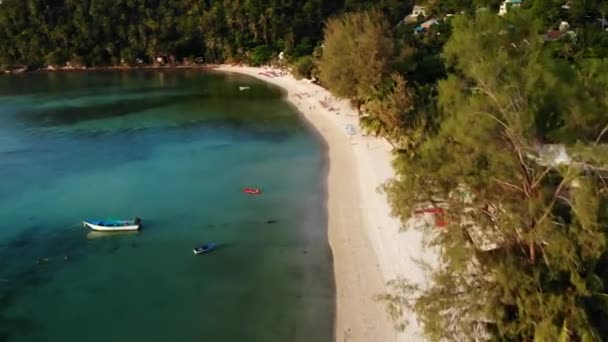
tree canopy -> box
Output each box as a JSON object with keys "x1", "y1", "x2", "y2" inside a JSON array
[
  {"x1": 380, "y1": 11, "x2": 608, "y2": 341},
  {"x1": 317, "y1": 10, "x2": 394, "y2": 102},
  {"x1": 0, "y1": 0, "x2": 408, "y2": 68}
]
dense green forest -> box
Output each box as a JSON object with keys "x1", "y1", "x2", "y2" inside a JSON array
[
  {"x1": 2, "y1": 0, "x2": 608, "y2": 340},
  {"x1": 0, "y1": 0, "x2": 411, "y2": 68}
]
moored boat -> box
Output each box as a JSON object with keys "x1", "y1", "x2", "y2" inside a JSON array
[
  {"x1": 83, "y1": 217, "x2": 142, "y2": 231},
  {"x1": 193, "y1": 243, "x2": 217, "y2": 255},
  {"x1": 243, "y1": 187, "x2": 261, "y2": 195}
]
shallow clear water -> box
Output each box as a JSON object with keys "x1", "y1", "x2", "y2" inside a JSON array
[{"x1": 0, "y1": 71, "x2": 333, "y2": 342}]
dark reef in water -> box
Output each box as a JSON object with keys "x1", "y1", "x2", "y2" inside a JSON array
[
  {"x1": 0, "y1": 225, "x2": 87, "y2": 340},
  {"x1": 0, "y1": 314, "x2": 36, "y2": 341},
  {"x1": 20, "y1": 93, "x2": 195, "y2": 126}
]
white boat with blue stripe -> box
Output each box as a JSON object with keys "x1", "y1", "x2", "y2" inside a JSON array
[{"x1": 83, "y1": 218, "x2": 142, "y2": 231}]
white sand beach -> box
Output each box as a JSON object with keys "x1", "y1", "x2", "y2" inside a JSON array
[{"x1": 216, "y1": 65, "x2": 437, "y2": 342}]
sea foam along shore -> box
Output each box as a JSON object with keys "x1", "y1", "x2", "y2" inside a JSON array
[{"x1": 216, "y1": 65, "x2": 438, "y2": 342}]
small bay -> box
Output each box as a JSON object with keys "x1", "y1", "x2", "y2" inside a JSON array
[{"x1": 0, "y1": 70, "x2": 333, "y2": 342}]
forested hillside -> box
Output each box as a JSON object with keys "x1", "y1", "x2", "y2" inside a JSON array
[{"x1": 0, "y1": 0, "x2": 411, "y2": 68}]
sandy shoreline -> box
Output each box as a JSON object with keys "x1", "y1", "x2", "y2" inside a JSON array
[{"x1": 216, "y1": 65, "x2": 435, "y2": 342}]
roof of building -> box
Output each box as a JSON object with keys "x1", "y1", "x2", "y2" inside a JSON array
[
  {"x1": 422, "y1": 18, "x2": 440, "y2": 25},
  {"x1": 544, "y1": 30, "x2": 564, "y2": 41}
]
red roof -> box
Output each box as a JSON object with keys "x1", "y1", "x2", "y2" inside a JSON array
[{"x1": 545, "y1": 30, "x2": 563, "y2": 41}]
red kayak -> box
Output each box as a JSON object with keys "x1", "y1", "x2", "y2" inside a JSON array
[{"x1": 243, "y1": 187, "x2": 262, "y2": 195}]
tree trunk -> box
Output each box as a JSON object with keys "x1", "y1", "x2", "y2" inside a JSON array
[
  {"x1": 384, "y1": 136, "x2": 397, "y2": 149},
  {"x1": 529, "y1": 239, "x2": 536, "y2": 264},
  {"x1": 353, "y1": 97, "x2": 362, "y2": 115}
]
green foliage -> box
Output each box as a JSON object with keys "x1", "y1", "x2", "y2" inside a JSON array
[
  {"x1": 524, "y1": 0, "x2": 564, "y2": 26},
  {"x1": 44, "y1": 51, "x2": 66, "y2": 67},
  {"x1": 382, "y1": 12, "x2": 608, "y2": 341},
  {"x1": 291, "y1": 56, "x2": 315, "y2": 79},
  {"x1": 552, "y1": 58, "x2": 608, "y2": 143},
  {"x1": 249, "y1": 45, "x2": 275, "y2": 66},
  {"x1": 428, "y1": 0, "x2": 475, "y2": 15},
  {"x1": 318, "y1": 10, "x2": 394, "y2": 101},
  {"x1": 343, "y1": 0, "x2": 415, "y2": 25},
  {"x1": 578, "y1": 26, "x2": 608, "y2": 59},
  {"x1": 0, "y1": 0, "x2": 394, "y2": 67},
  {"x1": 475, "y1": 0, "x2": 503, "y2": 11},
  {"x1": 361, "y1": 73, "x2": 427, "y2": 153},
  {"x1": 293, "y1": 37, "x2": 315, "y2": 58},
  {"x1": 568, "y1": 0, "x2": 608, "y2": 25}
]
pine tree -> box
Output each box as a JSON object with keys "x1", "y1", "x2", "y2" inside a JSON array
[
  {"x1": 317, "y1": 10, "x2": 394, "y2": 106},
  {"x1": 360, "y1": 73, "x2": 424, "y2": 153},
  {"x1": 381, "y1": 12, "x2": 608, "y2": 341}
]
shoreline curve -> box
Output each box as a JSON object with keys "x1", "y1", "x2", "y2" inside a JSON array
[{"x1": 216, "y1": 65, "x2": 435, "y2": 342}]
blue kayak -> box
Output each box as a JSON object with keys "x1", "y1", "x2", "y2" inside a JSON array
[{"x1": 193, "y1": 243, "x2": 217, "y2": 255}]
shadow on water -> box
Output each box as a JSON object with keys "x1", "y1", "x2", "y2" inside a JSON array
[
  {"x1": 192, "y1": 242, "x2": 233, "y2": 254},
  {"x1": 18, "y1": 94, "x2": 197, "y2": 126},
  {"x1": 0, "y1": 223, "x2": 144, "y2": 340},
  {"x1": 0, "y1": 71, "x2": 199, "y2": 97},
  {"x1": 0, "y1": 120, "x2": 299, "y2": 205},
  {"x1": 0, "y1": 225, "x2": 89, "y2": 340},
  {"x1": 0, "y1": 315, "x2": 34, "y2": 342},
  {"x1": 201, "y1": 218, "x2": 285, "y2": 230},
  {"x1": 297, "y1": 103, "x2": 335, "y2": 341},
  {"x1": 309, "y1": 138, "x2": 334, "y2": 341},
  {"x1": 85, "y1": 230, "x2": 141, "y2": 241},
  {"x1": 84, "y1": 229, "x2": 144, "y2": 255}
]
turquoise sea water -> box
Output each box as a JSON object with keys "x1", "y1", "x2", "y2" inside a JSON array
[{"x1": 0, "y1": 71, "x2": 333, "y2": 341}]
